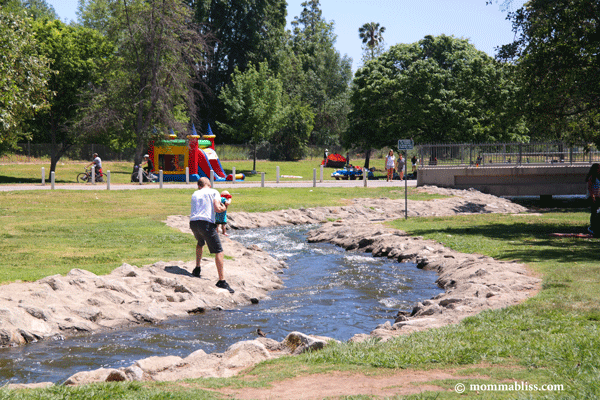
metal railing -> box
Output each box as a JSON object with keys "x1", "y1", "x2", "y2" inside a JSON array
[{"x1": 414, "y1": 142, "x2": 600, "y2": 167}]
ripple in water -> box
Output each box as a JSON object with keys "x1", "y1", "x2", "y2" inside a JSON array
[{"x1": 0, "y1": 224, "x2": 443, "y2": 386}]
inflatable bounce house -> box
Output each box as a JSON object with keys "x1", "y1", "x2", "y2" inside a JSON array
[{"x1": 146, "y1": 124, "x2": 245, "y2": 182}]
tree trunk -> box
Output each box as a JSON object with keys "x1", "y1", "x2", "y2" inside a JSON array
[{"x1": 364, "y1": 148, "x2": 371, "y2": 169}]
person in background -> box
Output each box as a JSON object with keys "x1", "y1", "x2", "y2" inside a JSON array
[
  {"x1": 586, "y1": 163, "x2": 600, "y2": 236},
  {"x1": 189, "y1": 177, "x2": 234, "y2": 293},
  {"x1": 385, "y1": 150, "x2": 395, "y2": 182},
  {"x1": 215, "y1": 190, "x2": 232, "y2": 236},
  {"x1": 142, "y1": 154, "x2": 154, "y2": 174},
  {"x1": 396, "y1": 153, "x2": 405, "y2": 180},
  {"x1": 87, "y1": 153, "x2": 102, "y2": 179}
]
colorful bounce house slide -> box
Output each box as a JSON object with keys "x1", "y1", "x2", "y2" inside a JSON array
[{"x1": 146, "y1": 126, "x2": 245, "y2": 182}]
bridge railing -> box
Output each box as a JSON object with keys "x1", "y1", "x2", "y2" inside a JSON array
[{"x1": 415, "y1": 142, "x2": 600, "y2": 167}]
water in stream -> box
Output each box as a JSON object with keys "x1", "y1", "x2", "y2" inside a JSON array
[{"x1": 0, "y1": 225, "x2": 443, "y2": 386}]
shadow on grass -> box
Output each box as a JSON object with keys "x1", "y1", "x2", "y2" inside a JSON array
[{"x1": 409, "y1": 221, "x2": 598, "y2": 265}]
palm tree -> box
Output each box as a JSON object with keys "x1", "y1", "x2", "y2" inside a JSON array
[{"x1": 358, "y1": 22, "x2": 386, "y2": 60}]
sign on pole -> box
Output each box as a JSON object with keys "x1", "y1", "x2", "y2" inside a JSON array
[{"x1": 397, "y1": 139, "x2": 414, "y2": 151}]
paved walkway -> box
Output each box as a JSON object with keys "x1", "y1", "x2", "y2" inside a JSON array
[{"x1": 0, "y1": 179, "x2": 417, "y2": 192}]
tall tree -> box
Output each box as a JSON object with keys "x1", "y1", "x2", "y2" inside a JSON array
[
  {"x1": 0, "y1": 11, "x2": 51, "y2": 155},
  {"x1": 2, "y1": 0, "x2": 57, "y2": 20},
  {"x1": 191, "y1": 0, "x2": 287, "y2": 139},
  {"x1": 358, "y1": 21, "x2": 385, "y2": 62},
  {"x1": 498, "y1": 0, "x2": 600, "y2": 147},
  {"x1": 77, "y1": 0, "x2": 208, "y2": 164},
  {"x1": 290, "y1": 0, "x2": 352, "y2": 147},
  {"x1": 217, "y1": 62, "x2": 285, "y2": 172},
  {"x1": 27, "y1": 19, "x2": 113, "y2": 175},
  {"x1": 345, "y1": 34, "x2": 527, "y2": 165}
]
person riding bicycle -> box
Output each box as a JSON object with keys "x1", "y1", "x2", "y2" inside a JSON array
[
  {"x1": 142, "y1": 154, "x2": 154, "y2": 174},
  {"x1": 86, "y1": 153, "x2": 103, "y2": 180}
]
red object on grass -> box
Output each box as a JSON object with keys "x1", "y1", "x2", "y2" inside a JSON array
[{"x1": 325, "y1": 153, "x2": 346, "y2": 168}]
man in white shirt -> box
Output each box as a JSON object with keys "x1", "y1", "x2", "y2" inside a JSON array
[{"x1": 189, "y1": 177, "x2": 234, "y2": 293}]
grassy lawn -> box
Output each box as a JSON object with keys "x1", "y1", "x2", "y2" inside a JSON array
[
  {"x1": 0, "y1": 187, "x2": 435, "y2": 283},
  {"x1": 0, "y1": 185, "x2": 598, "y2": 398},
  {"x1": 0, "y1": 156, "x2": 395, "y2": 184}
]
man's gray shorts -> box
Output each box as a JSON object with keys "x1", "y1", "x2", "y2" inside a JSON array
[{"x1": 189, "y1": 220, "x2": 223, "y2": 253}]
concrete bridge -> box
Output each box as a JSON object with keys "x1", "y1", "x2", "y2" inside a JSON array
[{"x1": 416, "y1": 164, "x2": 592, "y2": 198}]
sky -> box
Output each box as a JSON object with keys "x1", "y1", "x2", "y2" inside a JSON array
[{"x1": 47, "y1": 0, "x2": 525, "y2": 72}]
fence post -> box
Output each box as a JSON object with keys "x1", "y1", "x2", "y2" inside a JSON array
[
  {"x1": 41, "y1": 167, "x2": 45, "y2": 185},
  {"x1": 569, "y1": 146, "x2": 573, "y2": 165},
  {"x1": 159, "y1": 170, "x2": 163, "y2": 189},
  {"x1": 107, "y1": 171, "x2": 111, "y2": 190},
  {"x1": 276, "y1": 166, "x2": 280, "y2": 183},
  {"x1": 469, "y1": 145, "x2": 473, "y2": 166},
  {"x1": 210, "y1": 170, "x2": 214, "y2": 186},
  {"x1": 91, "y1": 166, "x2": 96, "y2": 184},
  {"x1": 518, "y1": 143, "x2": 523, "y2": 166},
  {"x1": 186, "y1": 167, "x2": 189, "y2": 184},
  {"x1": 261, "y1": 172, "x2": 265, "y2": 187},
  {"x1": 313, "y1": 168, "x2": 316, "y2": 187},
  {"x1": 51, "y1": 171, "x2": 55, "y2": 190}
]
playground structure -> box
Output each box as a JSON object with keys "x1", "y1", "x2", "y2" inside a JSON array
[{"x1": 146, "y1": 126, "x2": 245, "y2": 182}]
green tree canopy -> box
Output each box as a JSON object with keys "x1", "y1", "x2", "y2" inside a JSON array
[
  {"x1": 77, "y1": 0, "x2": 208, "y2": 163},
  {"x1": 346, "y1": 34, "x2": 527, "y2": 157},
  {"x1": 27, "y1": 19, "x2": 113, "y2": 174},
  {"x1": 498, "y1": 0, "x2": 600, "y2": 147},
  {"x1": 289, "y1": 0, "x2": 352, "y2": 147},
  {"x1": 0, "y1": 11, "x2": 51, "y2": 155},
  {"x1": 192, "y1": 0, "x2": 287, "y2": 138},
  {"x1": 217, "y1": 62, "x2": 285, "y2": 170}
]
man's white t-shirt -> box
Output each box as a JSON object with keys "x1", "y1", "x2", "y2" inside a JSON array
[
  {"x1": 190, "y1": 187, "x2": 220, "y2": 223},
  {"x1": 93, "y1": 156, "x2": 102, "y2": 169}
]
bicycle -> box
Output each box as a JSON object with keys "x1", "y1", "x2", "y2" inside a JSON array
[{"x1": 77, "y1": 167, "x2": 104, "y2": 183}]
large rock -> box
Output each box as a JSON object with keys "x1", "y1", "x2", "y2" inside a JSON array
[
  {"x1": 61, "y1": 331, "x2": 336, "y2": 385},
  {"x1": 0, "y1": 236, "x2": 285, "y2": 348}
]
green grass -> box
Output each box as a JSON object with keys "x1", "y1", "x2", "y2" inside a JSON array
[
  {"x1": 1, "y1": 189, "x2": 598, "y2": 398},
  {"x1": 0, "y1": 187, "x2": 437, "y2": 283}
]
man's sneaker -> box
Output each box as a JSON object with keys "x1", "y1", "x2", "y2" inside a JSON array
[
  {"x1": 192, "y1": 266, "x2": 201, "y2": 277},
  {"x1": 216, "y1": 280, "x2": 235, "y2": 293}
]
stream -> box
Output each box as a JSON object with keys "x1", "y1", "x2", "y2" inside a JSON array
[{"x1": 0, "y1": 225, "x2": 443, "y2": 386}]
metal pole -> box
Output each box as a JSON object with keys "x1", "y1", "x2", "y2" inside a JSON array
[
  {"x1": 51, "y1": 171, "x2": 55, "y2": 190},
  {"x1": 159, "y1": 170, "x2": 163, "y2": 189},
  {"x1": 41, "y1": 167, "x2": 45, "y2": 185},
  {"x1": 186, "y1": 167, "x2": 189, "y2": 184},
  {"x1": 320, "y1": 165, "x2": 323, "y2": 183},
  {"x1": 107, "y1": 171, "x2": 111, "y2": 190},
  {"x1": 405, "y1": 177, "x2": 408, "y2": 219},
  {"x1": 276, "y1": 166, "x2": 280, "y2": 183},
  {"x1": 91, "y1": 166, "x2": 96, "y2": 184},
  {"x1": 261, "y1": 172, "x2": 265, "y2": 187},
  {"x1": 232, "y1": 167, "x2": 236, "y2": 184},
  {"x1": 138, "y1": 168, "x2": 143, "y2": 184},
  {"x1": 210, "y1": 170, "x2": 214, "y2": 186},
  {"x1": 363, "y1": 168, "x2": 367, "y2": 187}
]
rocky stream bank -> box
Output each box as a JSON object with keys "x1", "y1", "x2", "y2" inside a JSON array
[{"x1": 2, "y1": 186, "x2": 541, "y2": 389}]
